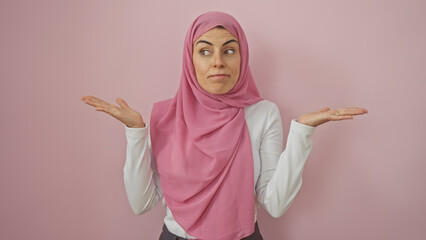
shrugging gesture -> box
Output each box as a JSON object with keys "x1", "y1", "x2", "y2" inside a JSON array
[
  {"x1": 81, "y1": 95, "x2": 145, "y2": 128},
  {"x1": 80, "y1": 11, "x2": 369, "y2": 240}
]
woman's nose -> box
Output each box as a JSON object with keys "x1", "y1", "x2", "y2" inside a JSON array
[{"x1": 213, "y1": 53, "x2": 224, "y2": 68}]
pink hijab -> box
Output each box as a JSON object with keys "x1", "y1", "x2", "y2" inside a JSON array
[{"x1": 150, "y1": 11, "x2": 262, "y2": 239}]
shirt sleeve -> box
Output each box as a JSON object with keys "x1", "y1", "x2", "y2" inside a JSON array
[
  {"x1": 256, "y1": 104, "x2": 316, "y2": 218},
  {"x1": 123, "y1": 124, "x2": 162, "y2": 215}
]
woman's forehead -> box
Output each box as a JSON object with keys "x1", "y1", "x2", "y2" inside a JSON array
[{"x1": 194, "y1": 28, "x2": 238, "y2": 45}]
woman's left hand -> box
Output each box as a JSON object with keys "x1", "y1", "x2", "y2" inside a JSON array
[{"x1": 297, "y1": 107, "x2": 368, "y2": 127}]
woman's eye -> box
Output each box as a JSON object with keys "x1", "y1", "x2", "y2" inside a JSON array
[
  {"x1": 225, "y1": 49, "x2": 235, "y2": 54},
  {"x1": 200, "y1": 50, "x2": 210, "y2": 56}
]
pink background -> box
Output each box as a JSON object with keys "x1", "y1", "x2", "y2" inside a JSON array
[{"x1": 1, "y1": 0, "x2": 425, "y2": 239}]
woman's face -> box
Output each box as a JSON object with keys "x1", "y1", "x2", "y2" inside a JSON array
[{"x1": 192, "y1": 27, "x2": 241, "y2": 95}]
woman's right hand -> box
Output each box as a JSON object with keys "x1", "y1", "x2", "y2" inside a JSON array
[{"x1": 81, "y1": 95, "x2": 145, "y2": 128}]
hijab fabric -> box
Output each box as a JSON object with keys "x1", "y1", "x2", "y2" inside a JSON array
[{"x1": 150, "y1": 11, "x2": 262, "y2": 240}]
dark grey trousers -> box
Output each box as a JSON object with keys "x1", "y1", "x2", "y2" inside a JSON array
[{"x1": 159, "y1": 222, "x2": 263, "y2": 240}]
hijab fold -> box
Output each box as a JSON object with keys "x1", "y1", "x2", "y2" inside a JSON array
[{"x1": 150, "y1": 11, "x2": 262, "y2": 240}]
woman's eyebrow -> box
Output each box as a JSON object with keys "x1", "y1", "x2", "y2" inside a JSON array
[
  {"x1": 223, "y1": 39, "x2": 238, "y2": 46},
  {"x1": 195, "y1": 39, "x2": 238, "y2": 46}
]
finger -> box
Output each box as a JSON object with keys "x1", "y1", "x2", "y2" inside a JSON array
[
  {"x1": 330, "y1": 115, "x2": 353, "y2": 121},
  {"x1": 81, "y1": 95, "x2": 99, "y2": 104},
  {"x1": 83, "y1": 96, "x2": 113, "y2": 109},
  {"x1": 82, "y1": 97, "x2": 101, "y2": 107},
  {"x1": 318, "y1": 107, "x2": 330, "y2": 112},
  {"x1": 81, "y1": 95, "x2": 99, "y2": 101},
  {"x1": 116, "y1": 98, "x2": 130, "y2": 110},
  {"x1": 354, "y1": 107, "x2": 368, "y2": 114},
  {"x1": 95, "y1": 104, "x2": 121, "y2": 117},
  {"x1": 337, "y1": 108, "x2": 368, "y2": 116},
  {"x1": 95, "y1": 107, "x2": 104, "y2": 112},
  {"x1": 87, "y1": 96, "x2": 107, "y2": 105},
  {"x1": 84, "y1": 99, "x2": 105, "y2": 108},
  {"x1": 81, "y1": 95, "x2": 97, "y2": 100}
]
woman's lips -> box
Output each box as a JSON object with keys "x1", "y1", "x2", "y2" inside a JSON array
[{"x1": 209, "y1": 74, "x2": 229, "y2": 80}]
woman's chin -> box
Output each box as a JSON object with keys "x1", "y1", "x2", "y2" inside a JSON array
[
  {"x1": 202, "y1": 81, "x2": 237, "y2": 95},
  {"x1": 204, "y1": 85, "x2": 230, "y2": 95}
]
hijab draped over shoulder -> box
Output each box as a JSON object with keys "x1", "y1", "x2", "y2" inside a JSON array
[{"x1": 150, "y1": 11, "x2": 262, "y2": 240}]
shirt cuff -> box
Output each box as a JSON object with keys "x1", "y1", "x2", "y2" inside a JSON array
[
  {"x1": 290, "y1": 119, "x2": 316, "y2": 137},
  {"x1": 125, "y1": 124, "x2": 148, "y2": 139}
]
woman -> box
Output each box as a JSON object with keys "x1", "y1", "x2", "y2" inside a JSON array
[{"x1": 81, "y1": 11, "x2": 367, "y2": 240}]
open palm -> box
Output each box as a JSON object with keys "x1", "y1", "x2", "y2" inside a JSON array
[
  {"x1": 81, "y1": 95, "x2": 145, "y2": 128},
  {"x1": 298, "y1": 107, "x2": 368, "y2": 127}
]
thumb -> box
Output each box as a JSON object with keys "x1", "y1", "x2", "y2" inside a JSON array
[
  {"x1": 318, "y1": 107, "x2": 330, "y2": 112},
  {"x1": 116, "y1": 98, "x2": 130, "y2": 109}
]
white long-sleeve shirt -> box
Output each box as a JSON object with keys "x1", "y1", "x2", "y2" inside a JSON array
[{"x1": 123, "y1": 99, "x2": 316, "y2": 239}]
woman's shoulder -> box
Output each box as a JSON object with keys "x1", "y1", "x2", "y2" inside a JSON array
[
  {"x1": 244, "y1": 99, "x2": 281, "y2": 127},
  {"x1": 244, "y1": 99, "x2": 282, "y2": 137},
  {"x1": 245, "y1": 99, "x2": 280, "y2": 115}
]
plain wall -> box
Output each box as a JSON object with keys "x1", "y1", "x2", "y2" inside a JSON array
[{"x1": 1, "y1": 0, "x2": 425, "y2": 239}]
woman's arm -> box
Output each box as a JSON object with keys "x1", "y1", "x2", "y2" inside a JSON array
[
  {"x1": 256, "y1": 104, "x2": 367, "y2": 218},
  {"x1": 124, "y1": 125, "x2": 162, "y2": 215},
  {"x1": 81, "y1": 96, "x2": 161, "y2": 214},
  {"x1": 256, "y1": 103, "x2": 315, "y2": 218}
]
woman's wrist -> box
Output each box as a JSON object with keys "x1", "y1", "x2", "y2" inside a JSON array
[
  {"x1": 127, "y1": 122, "x2": 146, "y2": 128},
  {"x1": 297, "y1": 117, "x2": 314, "y2": 127}
]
